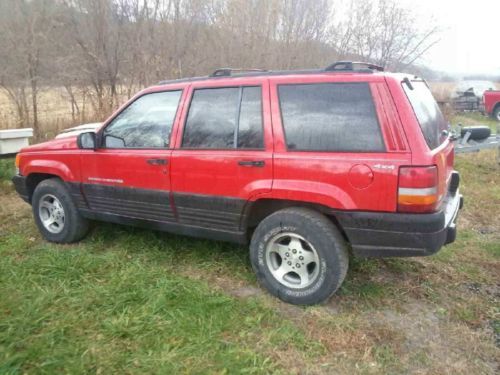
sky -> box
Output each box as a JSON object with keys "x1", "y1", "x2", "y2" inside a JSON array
[{"x1": 400, "y1": 0, "x2": 500, "y2": 76}]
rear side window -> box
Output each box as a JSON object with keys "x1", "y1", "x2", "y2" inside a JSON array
[
  {"x1": 182, "y1": 86, "x2": 263, "y2": 149},
  {"x1": 238, "y1": 87, "x2": 263, "y2": 148},
  {"x1": 278, "y1": 83, "x2": 384, "y2": 152},
  {"x1": 103, "y1": 91, "x2": 181, "y2": 148},
  {"x1": 403, "y1": 81, "x2": 448, "y2": 149}
]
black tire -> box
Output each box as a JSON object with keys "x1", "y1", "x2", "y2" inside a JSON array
[
  {"x1": 32, "y1": 178, "x2": 90, "y2": 243},
  {"x1": 460, "y1": 126, "x2": 491, "y2": 141},
  {"x1": 493, "y1": 106, "x2": 500, "y2": 122},
  {"x1": 250, "y1": 207, "x2": 348, "y2": 305}
]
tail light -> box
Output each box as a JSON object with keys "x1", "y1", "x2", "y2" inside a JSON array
[{"x1": 398, "y1": 166, "x2": 439, "y2": 213}]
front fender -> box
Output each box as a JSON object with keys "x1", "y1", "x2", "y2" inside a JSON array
[{"x1": 22, "y1": 159, "x2": 75, "y2": 181}]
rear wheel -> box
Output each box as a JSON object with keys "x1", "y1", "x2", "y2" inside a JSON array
[
  {"x1": 32, "y1": 178, "x2": 90, "y2": 243},
  {"x1": 493, "y1": 106, "x2": 500, "y2": 122},
  {"x1": 250, "y1": 207, "x2": 348, "y2": 305}
]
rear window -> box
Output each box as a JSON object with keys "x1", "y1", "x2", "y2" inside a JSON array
[
  {"x1": 403, "y1": 81, "x2": 448, "y2": 149},
  {"x1": 278, "y1": 83, "x2": 384, "y2": 152}
]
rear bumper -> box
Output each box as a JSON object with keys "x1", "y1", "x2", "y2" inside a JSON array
[
  {"x1": 11, "y1": 175, "x2": 30, "y2": 203},
  {"x1": 334, "y1": 191, "x2": 463, "y2": 258}
]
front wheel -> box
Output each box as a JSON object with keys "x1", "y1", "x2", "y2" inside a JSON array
[
  {"x1": 250, "y1": 207, "x2": 348, "y2": 305},
  {"x1": 32, "y1": 178, "x2": 90, "y2": 243}
]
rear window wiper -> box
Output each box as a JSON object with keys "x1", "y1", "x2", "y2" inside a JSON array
[{"x1": 403, "y1": 77, "x2": 414, "y2": 90}]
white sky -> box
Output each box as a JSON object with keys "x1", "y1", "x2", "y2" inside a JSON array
[{"x1": 399, "y1": 0, "x2": 500, "y2": 75}]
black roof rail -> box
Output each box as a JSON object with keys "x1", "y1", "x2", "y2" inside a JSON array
[
  {"x1": 210, "y1": 68, "x2": 268, "y2": 77},
  {"x1": 157, "y1": 62, "x2": 386, "y2": 85},
  {"x1": 325, "y1": 61, "x2": 384, "y2": 73}
]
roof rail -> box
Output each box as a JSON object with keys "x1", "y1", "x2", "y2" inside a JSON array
[
  {"x1": 325, "y1": 61, "x2": 384, "y2": 73},
  {"x1": 210, "y1": 68, "x2": 268, "y2": 77},
  {"x1": 157, "y1": 62, "x2": 387, "y2": 85}
]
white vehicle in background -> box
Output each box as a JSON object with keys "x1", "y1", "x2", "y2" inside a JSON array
[
  {"x1": 55, "y1": 123, "x2": 102, "y2": 139},
  {"x1": 454, "y1": 80, "x2": 496, "y2": 98},
  {"x1": 452, "y1": 80, "x2": 496, "y2": 112}
]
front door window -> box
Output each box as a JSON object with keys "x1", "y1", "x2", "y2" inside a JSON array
[{"x1": 103, "y1": 90, "x2": 182, "y2": 149}]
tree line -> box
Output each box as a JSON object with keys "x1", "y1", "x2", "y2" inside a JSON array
[{"x1": 0, "y1": 0, "x2": 439, "y2": 135}]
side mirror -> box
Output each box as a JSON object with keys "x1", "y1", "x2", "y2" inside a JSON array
[{"x1": 77, "y1": 132, "x2": 97, "y2": 150}]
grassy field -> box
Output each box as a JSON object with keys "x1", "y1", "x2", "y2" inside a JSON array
[
  {"x1": 0, "y1": 115, "x2": 499, "y2": 373},
  {"x1": 0, "y1": 87, "x2": 130, "y2": 141},
  {"x1": 0, "y1": 87, "x2": 84, "y2": 134},
  {"x1": 452, "y1": 111, "x2": 499, "y2": 132},
  {"x1": 428, "y1": 81, "x2": 500, "y2": 103}
]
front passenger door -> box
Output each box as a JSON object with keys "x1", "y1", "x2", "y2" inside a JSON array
[{"x1": 80, "y1": 89, "x2": 183, "y2": 223}]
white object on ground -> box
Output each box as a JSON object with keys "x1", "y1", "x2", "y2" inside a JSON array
[{"x1": 0, "y1": 128, "x2": 33, "y2": 155}]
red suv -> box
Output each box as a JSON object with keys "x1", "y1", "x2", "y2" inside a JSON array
[{"x1": 12, "y1": 62, "x2": 463, "y2": 305}]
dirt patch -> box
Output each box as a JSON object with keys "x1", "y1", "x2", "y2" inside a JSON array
[
  {"x1": 180, "y1": 263, "x2": 500, "y2": 374},
  {"x1": 463, "y1": 282, "x2": 500, "y2": 299},
  {"x1": 364, "y1": 301, "x2": 499, "y2": 374},
  {"x1": 0, "y1": 191, "x2": 32, "y2": 231},
  {"x1": 367, "y1": 302, "x2": 440, "y2": 350}
]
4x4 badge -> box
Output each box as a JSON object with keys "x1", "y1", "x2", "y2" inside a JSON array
[{"x1": 373, "y1": 164, "x2": 395, "y2": 170}]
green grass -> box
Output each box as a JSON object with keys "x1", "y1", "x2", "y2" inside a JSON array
[
  {"x1": 0, "y1": 155, "x2": 321, "y2": 372},
  {"x1": 0, "y1": 231, "x2": 320, "y2": 374},
  {"x1": 0, "y1": 157, "x2": 14, "y2": 192},
  {"x1": 0, "y1": 113, "x2": 498, "y2": 373}
]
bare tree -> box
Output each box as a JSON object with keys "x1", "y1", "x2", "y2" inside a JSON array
[
  {"x1": 332, "y1": 0, "x2": 440, "y2": 69},
  {"x1": 0, "y1": 0, "x2": 55, "y2": 133},
  {"x1": 59, "y1": 0, "x2": 126, "y2": 116},
  {"x1": 0, "y1": 0, "x2": 441, "y2": 134}
]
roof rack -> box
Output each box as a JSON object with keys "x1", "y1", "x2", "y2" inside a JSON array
[
  {"x1": 158, "y1": 61, "x2": 384, "y2": 85},
  {"x1": 325, "y1": 61, "x2": 384, "y2": 73},
  {"x1": 210, "y1": 68, "x2": 268, "y2": 77}
]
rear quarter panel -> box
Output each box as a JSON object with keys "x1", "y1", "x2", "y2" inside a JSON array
[
  {"x1": 268, "y1": 74, "x2": 411, "y2": 212},
  {"x1": 386, "y1": 76, "x2": 454, "y2": 205}
]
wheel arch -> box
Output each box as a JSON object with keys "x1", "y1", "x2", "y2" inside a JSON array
[
  {"x1": 492, "y1": 102, "x2": 500, "y2": 119},
  {"x1": 241, "y1": 198, "x2": 350, "y2": 243},
  {"x1": 25, "y1": 173, "x2": 62, "y2": 203}
]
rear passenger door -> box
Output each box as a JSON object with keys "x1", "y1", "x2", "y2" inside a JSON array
[
  {"x1": 170, "y1": 80, "x2": 273, "y2": 232},
  {"x1": 270, "y1": 77, "x2": 411, "y2": 212}
]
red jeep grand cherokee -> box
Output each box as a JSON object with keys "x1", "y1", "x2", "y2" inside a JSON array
[{"x1": 12, "y1": 62, "x2": 463, "y2": 305}]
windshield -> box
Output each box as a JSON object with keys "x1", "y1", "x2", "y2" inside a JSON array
[{"x1": 403, "y1": 81, "x2": 448, "y2": 149}]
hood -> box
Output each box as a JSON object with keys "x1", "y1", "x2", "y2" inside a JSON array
[{"x1": 20, "y1": 136, "x2": 79, "y2": 153}]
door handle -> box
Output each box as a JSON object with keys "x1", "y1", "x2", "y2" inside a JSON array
[
  {"x1": 147, "y1": 158, "x2": 168, "y2": 165},
  {"x1": 238, "y1": 160, "x2": 265, "y2": 167}
]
